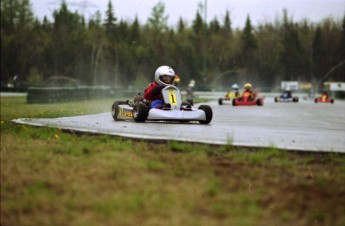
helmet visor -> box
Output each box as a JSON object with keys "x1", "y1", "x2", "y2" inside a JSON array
[{"x1": 160, "y1": 75, "x2": 174, "y2": 85}]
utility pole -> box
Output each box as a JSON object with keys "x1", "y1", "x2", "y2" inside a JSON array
[{"x1": 202, "y1": 0, "x2": 207, "y2": 82}]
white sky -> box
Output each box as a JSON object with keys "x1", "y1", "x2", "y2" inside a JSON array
[{"x1": 31, "y1": 0, "x2": 344, "y2": 28}]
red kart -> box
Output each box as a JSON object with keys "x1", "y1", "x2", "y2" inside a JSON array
[
  {"x1": 232, "y1": 92, "x2": 264, "y2": 106},
  {"x1": 314, "y1": 95, "x2": 334, "y2": 104}
]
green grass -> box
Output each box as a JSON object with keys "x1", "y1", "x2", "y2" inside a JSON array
[{"x1": 1, "y1": 96, "x2": 345, "y2": 226}]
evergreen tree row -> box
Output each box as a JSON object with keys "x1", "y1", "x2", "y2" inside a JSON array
[{"x1": 1, "y1": 0, "x2": 344, "y2": 91}]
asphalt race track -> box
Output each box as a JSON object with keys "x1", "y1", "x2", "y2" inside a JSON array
[{"x1": 13, "y1": 97, "x2": 345, "y2": 153}]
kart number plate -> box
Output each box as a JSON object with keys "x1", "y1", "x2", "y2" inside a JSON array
[{"x1": 168, "y1": 90, "x2": 177, "y2": 105}]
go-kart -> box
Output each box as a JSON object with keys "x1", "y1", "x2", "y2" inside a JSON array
[
  {"x1": 218, "y1": 91, "x2": 240, "y2": 105},
  {"x1": 111, "y1": 85, "x2": 213, "y2": 124},
  {"x1": 232, "y1": 92, "x2": 264, "y2": 106},
  {"x1": 274, "y1": 92, "x2": 299, "y2": 103},
  {"x1": 314, "y1": 95, "x2": 334, "y2": 104}
]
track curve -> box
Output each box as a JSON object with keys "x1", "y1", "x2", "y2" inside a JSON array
[{"x1": 13, "y1": 97, "x2": 345, "y2": 153}]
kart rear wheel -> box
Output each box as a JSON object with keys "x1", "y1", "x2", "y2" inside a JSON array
[
  {"x1": 198, "y1": 105, "x2": 213, "y2": 124},
  {"x1": 111, "y1": 101, "x2": 127, "y2": 121},
  {"x1": 293, "y1": 97, "x2": 299, "y2": 102},
  {"x1": 132, "y1": 103, "x2": 148, "y2": 122},
  {"x1": 256, "y1": 98, "x2": 263, "y2": 106},
  {"x1": 274, "y1": 97, "x2": 278, "y2": 102},
  {"x1": 314, "y1": 98, "x2": 318, "y2": 103},
  {"x1": 331, "y1": 99, "x2": 334, "y2": 104},
  {"x1": 232, "y1": 99, "x2": 237, "y2": 106},
  {"x1": 218, "y1": 98, "x2": 223, "y2": 105}
]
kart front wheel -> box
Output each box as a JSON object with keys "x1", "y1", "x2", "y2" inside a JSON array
[
  {"x1": 198, "y1": 105, "x2": 213, "y2": 124},
  {"x1": 132, "y1": 103, "x2": 148, "y2": 122},
  {"x1": 111, "y1": 101, "x2": 127, "y2": 121},
  {"x1": 293, "y1": 97, "x2": 299, "y2": 102},
  {"x1": 218, "y1": 98, "x2": 223, "y2": 105},
  {"x1": 232, "y1": 99, "x2": 237, "y2": 106}
]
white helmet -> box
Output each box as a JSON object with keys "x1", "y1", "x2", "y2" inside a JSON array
[
  {"x1": 231, "y1": 84, "x2": 239, "y2": 90},
  {"x1": 155, "y1": 66, "x2": 175, "y2": 86},
  {"x1": 188, "y1": 79, "x2": 195, "y2": 87}
]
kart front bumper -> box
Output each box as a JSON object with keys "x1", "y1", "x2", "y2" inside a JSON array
[{"x1": 148, "y1": 108, "x2": 206, "y2": 121}]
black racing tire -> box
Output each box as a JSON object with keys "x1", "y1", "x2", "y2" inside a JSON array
[
  {"x1": 274, "y1": 97, "x2": 278, "y2": 102},
  {"x1": 331, "y1": 99, "x2": 334, "y2": 104},
  {"x1": 256, "y1": 98, "x2": 263, "y2": 106},
  {"x1": 232, "y1": 99, "x2": 237, "y2": 106},
  {"x1": 314, "y1": 98, "x2": 318, "y2": 103},
  {"x1": 198, "y1": 105, "x2": 213, "y2": 124},
  {"x1": 218, "y1": 98, "x2": 223, "y2": 105},
  {"x1": 132, "y1": 103, "x2": 148, "y2": 123},
  {"x1": 111, "y1": 101, "x2": 127, "y2": 121}
]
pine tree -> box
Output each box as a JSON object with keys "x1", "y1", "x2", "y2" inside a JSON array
[
  {"x1": 222, "y1": 10, "x2": 232, "y2": 37},
  {"x1": 51, "y1": 1, "x2": 86, "y2": 79},
  {"x1": 103, "y1": 0, "x2": 117, "y2": 39},
  {"x1": 177, "y1": 17, "x2": 185, "y2": 34},
  {"x1": 147, "y1": 2, "x2": 168, "y2": 33},
  {"x1": 280, "y1": 9, "x2": 303, "y2": 80},
  {"x1": 241, "y1": 15, "x2": 257, "y2": 54},
  {"x1": 209, "y1": 17, "x2": 220, "y2": 34},
  {"x1": 192, "y1": 12, "x2": 203, "y2": 35},
  {"x1": 128, "y1": 16, "x2": 140, "y2": 44},
  {"x1": 1, "y1": 0, "x2": 34, "y2": 82},
  {"x1": 312, "y1": 26, "x2": 323, "y2": 79},
  {"x1": 240, "y1": 15, "x2": 257, "y2": 76}
]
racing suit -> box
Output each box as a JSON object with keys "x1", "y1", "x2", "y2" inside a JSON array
[
  {"x1": 241, "y1": 91, "x2": 255, "y2": 100},
  {"x1": 321, "y1": 93, "x2": 329, "y2": 101},
  {"x1": 226, "y1": 91, "x2": 240, "y2": 99},
  {"x1": 144, "y1": 82, "x2": 166, "y2": 108}
]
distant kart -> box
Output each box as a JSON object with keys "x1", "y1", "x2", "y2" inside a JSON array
[
  {"x1": 111, "y1": 85, "x2": 213, "y2": 124},
  {"x1": 232, "y1": 93, "x2": 264, "y2": 106},
  {"x1": 274, "y1": 92, "x2": 299, "y2": 103},
  {"x1": 218, "y1": 91, "x2": 239, "y2": 105},
  {"x1": 314, "y1": 95, "x2": 334, "y2": 104}
]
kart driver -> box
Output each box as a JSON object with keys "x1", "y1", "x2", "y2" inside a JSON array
[
  {"x1": 320, "y1": 91, "x2": 329, "y2": 101},
  {"x1": 144, "y1": 65, "x2": 176, "y2": 108},
  {"x1": 226, "y1": 83, "x2": 240, "y2": 99},
  {"x1": 282, "y1": 89, "x2": 292, "y2": 98},
  {"x1": 241, "y1": 83, "x2": 256, "y2": 100}
]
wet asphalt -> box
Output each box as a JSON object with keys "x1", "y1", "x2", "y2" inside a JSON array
[{"x1": 13, "y1": 97, "x2": 345, "y2": 153}]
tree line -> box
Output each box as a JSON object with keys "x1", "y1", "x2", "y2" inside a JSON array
[{"x1": 1, "y1": 0, "x2": 344, "y2": 91}]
